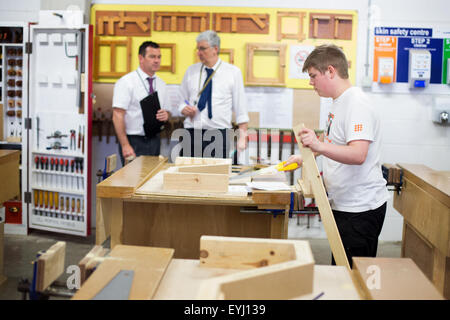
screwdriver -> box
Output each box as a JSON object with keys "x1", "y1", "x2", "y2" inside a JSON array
[
  {"x1": 71, "y1": 197, "x2": 75, "y2": 213},
  {"x1": 50, "y1": 158, "x2": 54, "y2": 171},
  {"x1": 76, "y1": 198, "x2": 80, "y2": 214},
  {"x1": 44, "y1": 191, "x2": 48, "y2": 209},
  {"x1": 39, "y1": 190, "x2": 43, "y2": 208},
  {"x1": 35, "y1": 156, "x2": 39, "y2": 169},
  {"x1": 55, "y1": 192, "x2": 59, "y2": 211},
  {"x1": 49, "y1": 192, "x2": 53, "y2": 209},
  {"x1": 66, "y1": 197, "x2": 70, "y2": 214},
  {"x1": 34, "y1": 190, "x2": 39, "y2": 208},
  {"x1": 60, "y1": 196, "x2": 65, "y2": 211}
]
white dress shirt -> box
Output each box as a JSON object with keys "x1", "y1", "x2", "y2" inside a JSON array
[
  {"x1": 113, "y1": 67, "x2": 169, "y2": 135},
  {"x1": 178, "y1": 59, "x2": 249, "y2": 129}
]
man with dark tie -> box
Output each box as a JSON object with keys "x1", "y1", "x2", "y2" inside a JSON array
[
  {"x1": 178, "y1": 30, "x2": 249, "y2": 158},
  {"x1": 112, "y1": 41, "x2": 171, "y2": 165}
]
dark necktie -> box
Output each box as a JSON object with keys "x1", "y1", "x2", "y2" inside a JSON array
[
  {"x1": 197, "y1": 68, "x2": 213, "y2": 119},
  {"x1": 147, "y1": 77, "x2": 154, "y2": 94}
]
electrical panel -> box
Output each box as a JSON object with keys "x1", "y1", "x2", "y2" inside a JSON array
[
  {"x1": 27, "y1": 25, "x2": 92, "y2": 236},
  {"x1": 408, "y1": 49, "x2": 431, "y2": 88}
]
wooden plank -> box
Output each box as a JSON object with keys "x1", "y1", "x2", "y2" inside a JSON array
[
  {"x1": 352, "y1": 257, "x2": 444, "y2": 300},
  {"x1": 174, "y1": 156, "x2": 232, "y2": 166},
  {"x1": 72, "y1": 245, "x2": 174, "y2": 300},
  {"x1": 110, "y1": 198, "x2": 124, "y2": 249},
  {"x1": 163, "y1": 171, "x2": 229, "y2": 193},
  {"x1": 177, "y1": 164, "x2": 230, "y2": 174},
  {"x1": 196, "y1": 236, "x2": 314, "y2": 299},
  {"x1": 78, "y1": 245, "x2": 109, "y2": 285},
  {"x1": 199, "y1": 236, "x2": 298, "y2": 269},
  {"x1": 292, "y1": 89, "x2": 321, "y2": 132},
  {"x1": 293, "y1": 123, "x2": 350, "y2": 269},
  {"x1": 0, "y1": 150, "x2": 20, "y2": 205},
  {"x1": 96, "y1": 197, "x2": 112, "y2": 245},
  {"x1": 36, "y1": 242, "x2": 66, "y2": 292},
  {"x1": 96, "y1": 156, "x2": 168, "y2": 198}
]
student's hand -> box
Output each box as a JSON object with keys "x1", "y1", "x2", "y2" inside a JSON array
[
  {"x1": 237, "y1": 134, "x2": 247, "y2": 152},
  {"x1": 181, "y1": 105, "x2": 197, "y2": 119},
  {"x1": 156, "y1": 109, "x2": 170, "y2": 122},
  {"x1": 284, "y1": 155, "x2": 303, "y2": 170},
  {"x1": 121, "y1": 144, "x2": 136, "y2": 159},
  {"x1": 299, "y1": 128, "x2": 322, "y2": 153}
]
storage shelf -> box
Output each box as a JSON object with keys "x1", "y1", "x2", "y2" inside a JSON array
[{"x1": 32, "y1": 149, "x2": 85, "y2": 158}]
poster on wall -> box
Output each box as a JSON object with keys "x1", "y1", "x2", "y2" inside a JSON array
[{"x1": 289, "y1": 45, "x2": 315, "y2": 79}]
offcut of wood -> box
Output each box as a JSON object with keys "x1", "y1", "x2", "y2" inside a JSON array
[
  {"x1": 196, "y1": 235, "x2": 314, "y2": 299},
  {"x1": 163, "y1": 166, "x2": 229, "y2": 193},
  {"x1": 78, "y1": 245, "x2": 110, "y2": 285},
  {"x1": 36, "y1": 241, "x2": 66, "y2": 292}
]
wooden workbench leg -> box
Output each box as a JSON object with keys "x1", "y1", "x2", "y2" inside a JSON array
[
  {"x1": 269, "y1": 205, "x2": 289, "y2": 239},
  {"x1": 96, "y1": 197, "x2": 112, "y2": 245},
  {"x1": 110, "y1": 198, "x2": 124, "y2": 249}
]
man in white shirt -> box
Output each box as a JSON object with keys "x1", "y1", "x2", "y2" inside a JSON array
[
  {"x1": 285, "y1": 44, "x2": 389, "y2": 268},
  {"x1": 112, "y1": 41, "x2": 171, "y2": 165},
  {"x1": 178, "y1": 30, "x2": 249, "y2": 158}
]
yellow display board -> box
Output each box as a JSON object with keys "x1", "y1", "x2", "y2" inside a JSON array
[{"x1": 91, "y1": 4, "x2": 358, "y2": 89}]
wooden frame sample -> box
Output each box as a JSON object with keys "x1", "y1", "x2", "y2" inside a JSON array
[
  {"x1": 154, "y1": 12, "x2": 210, "y2": 32},
  {"x1": 293, "y1": 123, "x2": 350, "y2": 269},
  {"x1": 163, "y1": 158, "x2": 231, "y2": 193},
  {"x1": 196, "y1": 236, "x2": 314, "y2": 299},
  {"x1": 309, "y1": 13, "x2": 353, "y2": 40},
  {"x1": 277, "y1": 11, "x2": 306, "y2": 41},
  {"x1": 158, "y1": 43, "x2": 176, "y2": 73},
  {"x1": 245, "y1": 43, "x2": 286, "y2": 86},
  {"x1": 213, "y1": 13, "x2": 269, "y2": 34},
  {"x1": 93, "y1": 37, "x2": 132, "y2": 79},
  {"x1": 96, "y1": 11, "x2": 151, "y2": 36}
]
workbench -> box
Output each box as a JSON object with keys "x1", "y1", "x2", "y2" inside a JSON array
[
  {"x1": 394, "y1": 163, "x2": 450, "y2": 299},
  {"x1": 96, "y1": 156, "x2": 294, "y2": 259}
]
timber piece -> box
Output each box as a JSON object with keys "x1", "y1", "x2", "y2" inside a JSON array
[
  {"x1": 174, "y1": 156, "x2": 232, "y2": 166},
  {"x1": 297, "y1": 178, "x2": 313, "y2": 198},
  {"x1": 309, "y1": 13, "x2": 352, "y2": 40},
  {"x1": 293, "y1": 123, "x2": 350, "y2": 269},
  {"x1": 252, "y1": 190, "x2": 291, "y2": 205},
  {"x1": 177, "y1": 164, "x2": 230, "y2": 174},
  {"x1": 196, "y1": 236, "x2": 314, "y2": 299},
  {"x1": 96, "y1": 11, "x2": 151, "y2": 36},
  {"x1": 72, "y1": 245, "x2": 174, "y2": 300},
  {"x1": 213, "y1": 13, "x2": 269, "y2": 34},
  {"x1": 96, "y1": 156, "x2": 167, "y2": 198},
  {"x1": 352, "y1": 257, "x2": 444, "y2": 300},
  {"x1": 277, "y1": 11, "x2": 306, "y2": 41},
  {"x1": 154, "y1": 12, "x2": 209, "y2": 32},
  {"x1": 78, "y1": 245, "x2": 109, "y2": 285},
  {"x1": 93, "y1": 37, "x2": 132, "y2": 79},
  {"x1": 246, "y1": 43, "x2": 286, "y2": 86},
  {"x1": 0, "y1": 150, "x2": 20, "y2": 205},
  {"x1": 158, "y1": 43, "x2": 176, "y2": 73},
  {"x1": 0, "y1": 221, "x2": 5, "y2": 286},
  {"x1": 163, "y1": 169, "x2": 229, "y2": 193},
  {"x1": 36, "y1": 242, "x2": 66, "y2": 292}
]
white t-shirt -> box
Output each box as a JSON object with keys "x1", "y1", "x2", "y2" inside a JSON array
[
  {"x1": 178, "y1": 58, "x2": 249, "y2": 129},
  {"x1": 112, "y1": 67, "x2": 169, "y2": 136},
  {"x1": 322, "y1": 87, "x2": 389, "y2": 212}
]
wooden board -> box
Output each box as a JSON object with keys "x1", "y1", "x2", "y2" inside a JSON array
[
  {"x1": 174, "y1": 156, "x2": 232, "y2": 166},
  {"x1": 352, "y1": 257, "x2": 444, "y2": 300},
  {"x1": 292, "y1": 89, "x2": 321, "y2": 131},
  {"x1": 72, "y1": 245, "x2": 174, "y2": 300},
  {"x1": 196, "y1": 236, "x2": 314, "y2": 299},
  {"x1": 0, "y1": 150, "x2": 20, "y2": 205},
  {"x1": 36, "y1": 241, "x2": 66, "y2": 292},
  {"x1": 177, "y1": 164, "x2": 230, "y2": 174},
  {"x1": 293, "y1": 124, "x2": 350, "y2": 269},
  {"x1": 96, "y1": 11, "x2": 151, "y2": 36},
  {"x1": 163, "y1": 169, "x2": 229, "y2": 193},
  {"x1": 78, "y1": 245, "x2": 109, "y2": 285},
  {"x1": 213, "y1": 13, "x2": 269, "y2": 34}
]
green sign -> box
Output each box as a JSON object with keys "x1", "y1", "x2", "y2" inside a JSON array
[{"x1": 443, "y1": 38, "x2": 450, "y2": 84}]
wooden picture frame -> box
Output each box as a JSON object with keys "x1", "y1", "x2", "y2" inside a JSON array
[
  {"x1": 277, "y1": 11, "x2": 306, "y2": 41},
  {"x1": 158, "y1": 43, "x2": 176, "y2": 73},
  {"x1": 93, "y1": 37, "x2": 132, "y2": 79},
  {"x1": 245, "y1": 43, "x2": 286, "y2": 86}
]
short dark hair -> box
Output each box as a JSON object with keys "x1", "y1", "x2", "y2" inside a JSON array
[
  {"x1": 138, "y1": 41, "x2": 160, "y2": 57},
  {"x1": 302, "y1": 44, "x2": 349, "y2": 79}
]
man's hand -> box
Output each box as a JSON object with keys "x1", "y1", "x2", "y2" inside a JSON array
[
  {"x1": 299, "y1": 128, "x2": 322, "y2": 153},
  {"x1": 121, "y1": 144, "x2": 136, "y2": 159},
  {"x1": 156, "y1": 109, "x2": 170, "y2": 122},
  {"x1": 237, "y1": 135, "x2": 247, "y2": 152},
  {"x1": 284, "y1": 155, "x2": 303, "y2": 170},
  {"x1": 181, "y1": 105, "x2": 198, "y2": 119}
]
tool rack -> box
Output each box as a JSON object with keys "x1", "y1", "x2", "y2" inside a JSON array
[{"x1": 26, "y1": 24, "x2": 93, "y2": 236}]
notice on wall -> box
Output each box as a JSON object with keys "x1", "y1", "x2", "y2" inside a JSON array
[{"x1": 289, "y1": 45, "x2": 315, "y2": 79}]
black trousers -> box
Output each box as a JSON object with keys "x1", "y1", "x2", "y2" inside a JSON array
[
  {"x1": 181, "y1": 128, "x2": 230, "y2": 159},
  {"x1": 118, "y1": 134, "x2": 160, "y2": 166},
  {"x1": 331, "y1": 202, "x2": 387, "y2": 268}
]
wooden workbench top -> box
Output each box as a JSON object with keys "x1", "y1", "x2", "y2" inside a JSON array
[
  {"x1": 97, "y1": 156, "x2": 294, "y2": 207},
  {"x1": 0, "y1": 149, "x2": 20, "y2": 166},
  {"x1": 397, "y1": 163, "x2": 450, "y2": 207}
]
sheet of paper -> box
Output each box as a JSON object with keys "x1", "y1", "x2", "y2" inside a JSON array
[
  {"x1": 245, "y1": 87, "x2": 293, "y2": 129},
  {"x1": 289, "y1": 45, "x2": 315, "y2": 79},
  {"x1": 246, "y1": 181, "x2": 291, "y2": 191}
]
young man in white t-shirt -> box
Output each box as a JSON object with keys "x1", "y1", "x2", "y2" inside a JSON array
[{"x1": 285, "y1": 44, "x2": 389, "y2": 267}]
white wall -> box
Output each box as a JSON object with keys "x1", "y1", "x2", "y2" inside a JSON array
[{"x1": 2, "y1": 0, "x2": 449, "y2": 241}]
